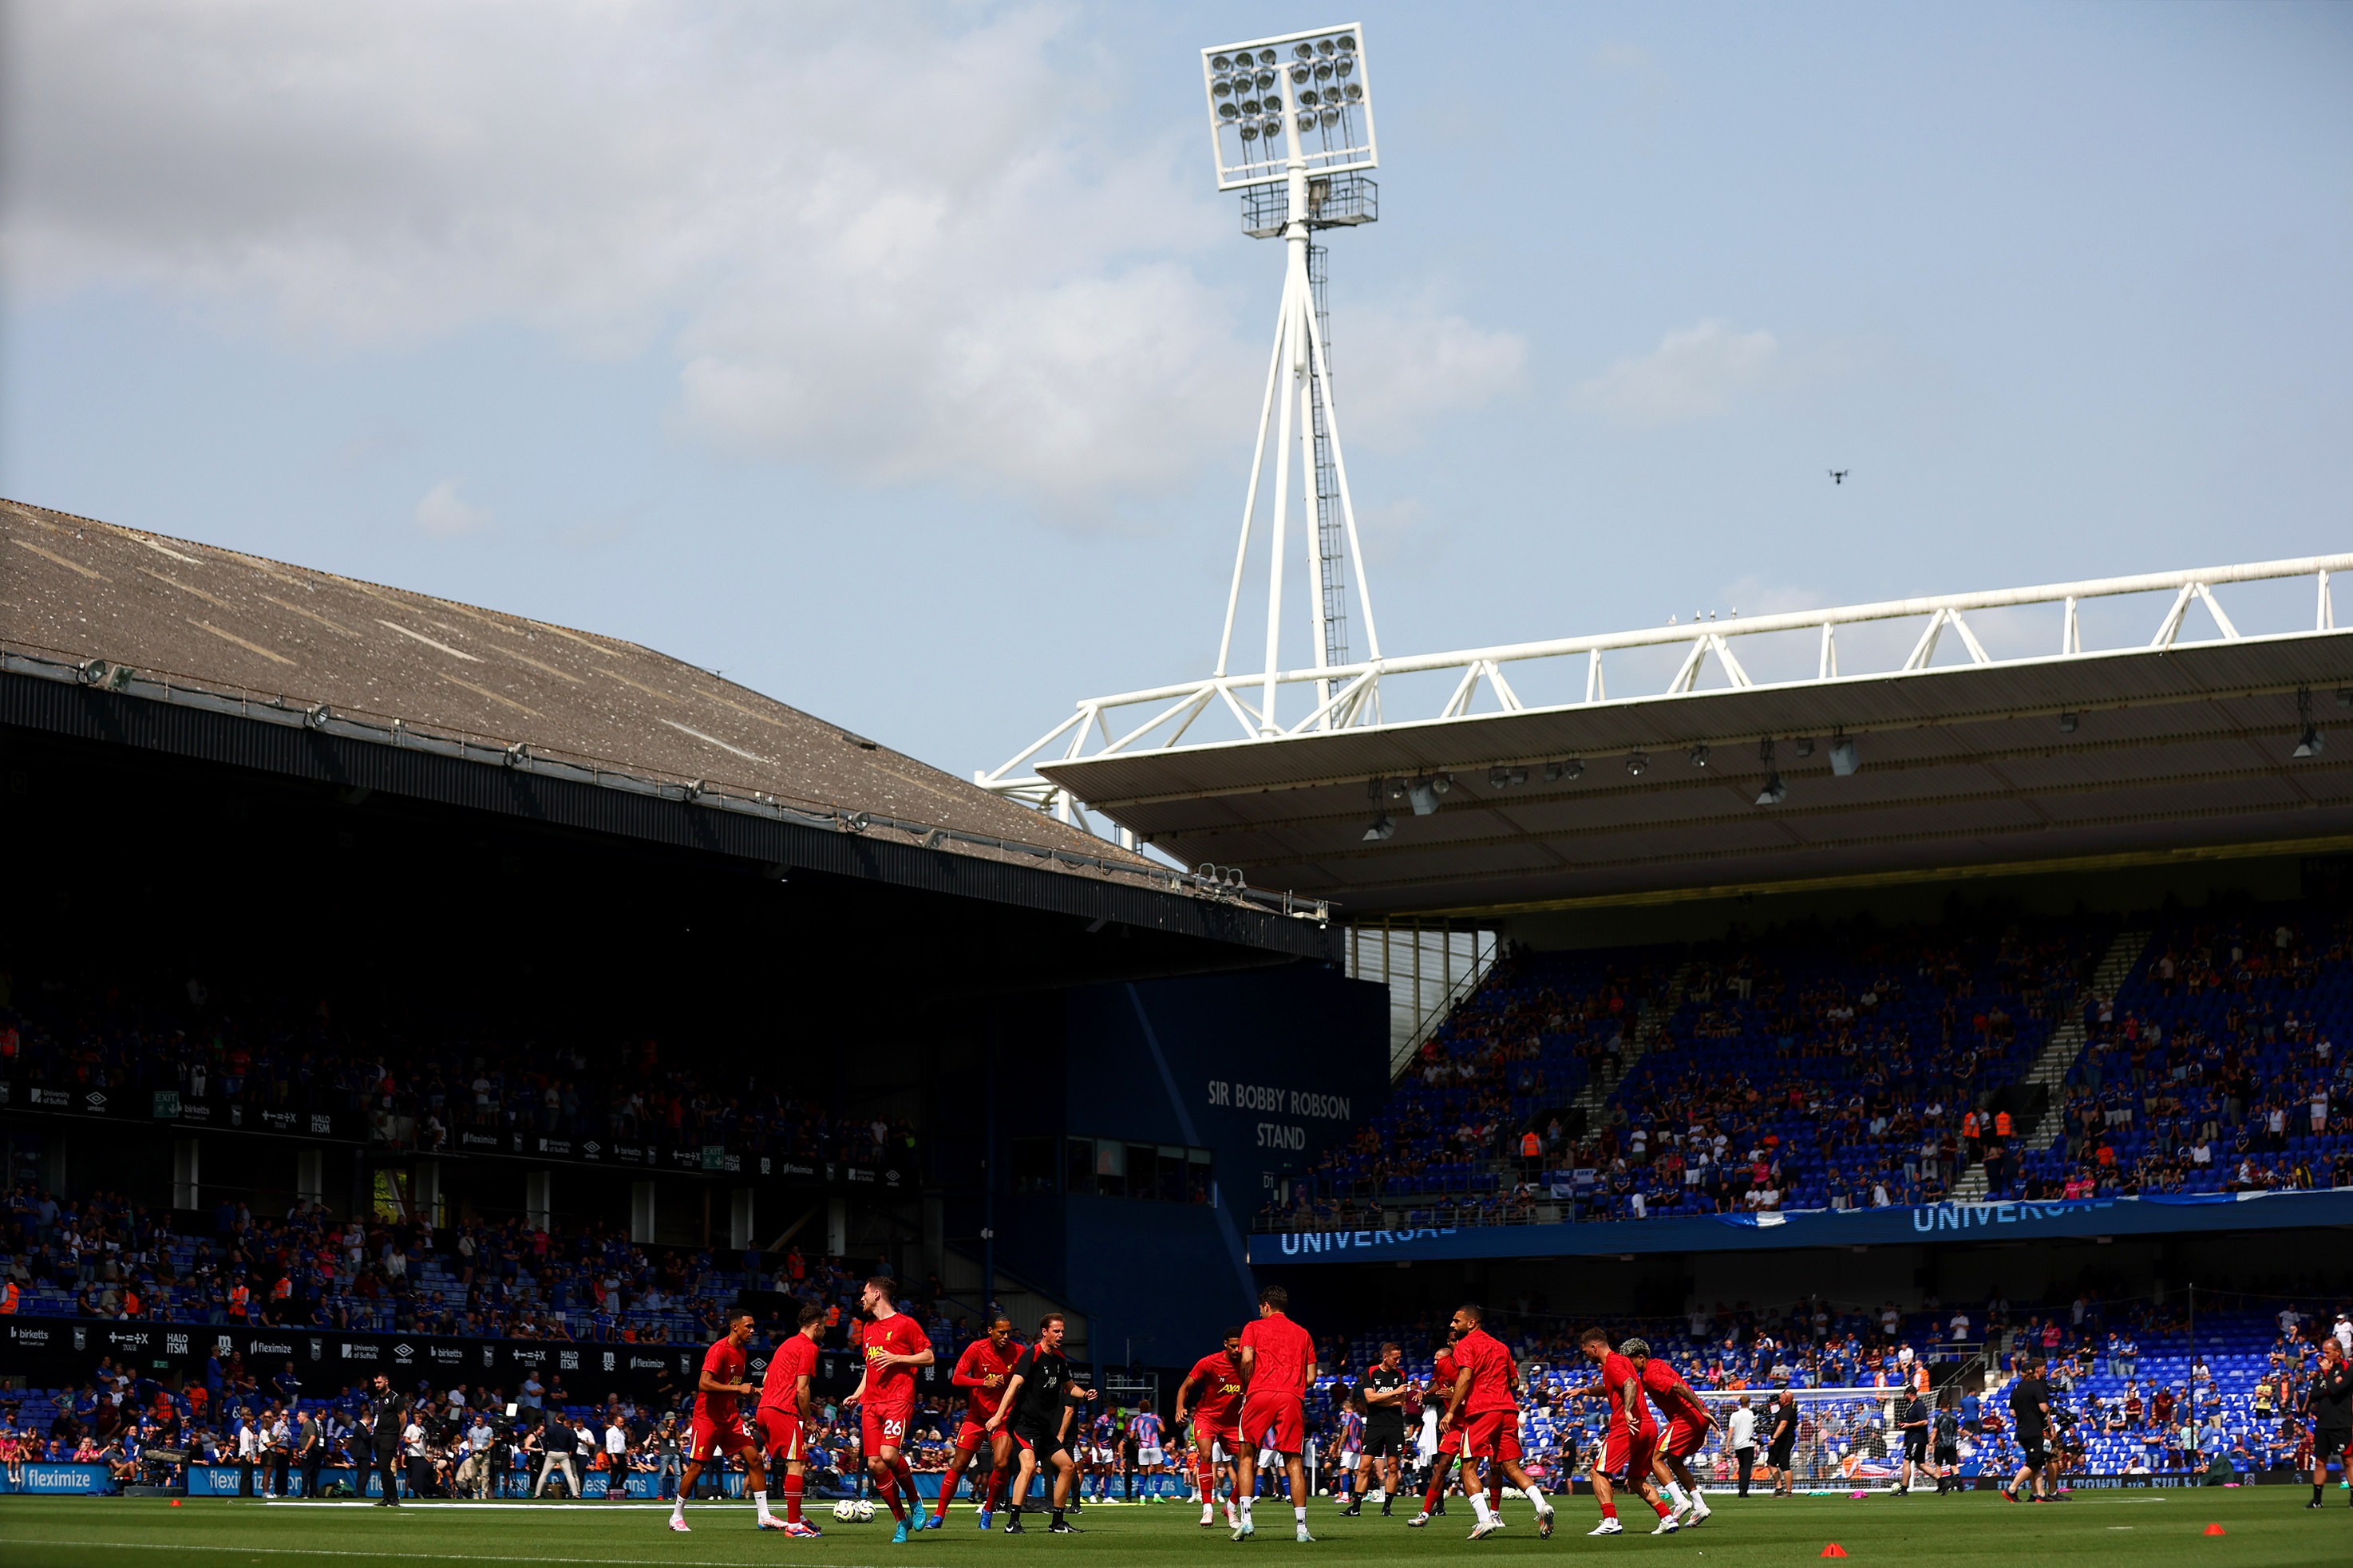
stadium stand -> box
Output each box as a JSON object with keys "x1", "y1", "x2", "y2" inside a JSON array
[{"x1": 1260, "y1": 898, "x2": 2351, "y2": 1232}]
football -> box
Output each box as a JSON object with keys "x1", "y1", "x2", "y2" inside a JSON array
[{"x1": 831, "y1": 1499, "x2": 876, "y2": 1523}]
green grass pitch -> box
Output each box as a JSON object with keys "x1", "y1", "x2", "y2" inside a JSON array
[{"x1": 0, "y1": 1491, "x2": 2343, "y2": 1568}]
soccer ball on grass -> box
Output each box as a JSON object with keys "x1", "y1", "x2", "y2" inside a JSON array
[{"x1": 832, "y1": 1499, "x2": 876, "y2": 1523}]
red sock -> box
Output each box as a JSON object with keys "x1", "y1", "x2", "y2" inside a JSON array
[
  {"x1": 1423, "y1": 1468, "x2": 1448, "y2": 1512},
  {"x1": 876, "y1": 1467, "x2": 904, "y2": 1521},
  {"x1": 1652, "y1": 1499, "x2": 1671, "y2": 1519},
  {"x1": 1489, "y1": 1479, "x2": 1505, "y2": 1510},
  {"x1": 892, "y1": 1457, "x2": 918, "y2": 1516},
  {"x1": 783, "y1": 1473, "x2": 803, "y2": 1524},
  {"x1": 985, "y1": 1464, "x2": 1007, "y2": 1510},
  {"x1": 931, "y1": 1468, "x2": 956, "y2": 1520},
  {"x1": 1601, "y1": 1503, "x2": 1619, "y2": 1519}
]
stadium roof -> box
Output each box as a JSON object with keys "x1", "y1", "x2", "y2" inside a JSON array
[
  {"x1": 0, "y1": 497, "x2": 1333, "y2": 954},
  {"x1": 1004, "y1": 556, "x2": 2353, "y2": 918}
]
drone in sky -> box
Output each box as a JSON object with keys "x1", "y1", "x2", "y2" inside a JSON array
[{"x1": 1828, "y1": 469, "x2": 1852, "y2": 484}]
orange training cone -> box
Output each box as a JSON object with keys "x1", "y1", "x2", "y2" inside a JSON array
[
  {"x1": 2203, "y1": 1524, "x2": 2225, "y2": 1537},
  {"x1": 169, "y1": 1499, "x2": 182, "y2": 1508},
  {"x1": 1821, "y1": 1546, "x2": 1849, "y2": 1558}
]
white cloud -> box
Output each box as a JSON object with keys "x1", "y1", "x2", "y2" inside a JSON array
[
  {"x1": 413, "y1": 480, "x2": 491, "y2": 538},
  {"x1": 1, "y1": 2, "x2": 1523, "y2": 525},
  {"x1": 1571, "y1": 319, "x2": 1781, "y2": 428}
]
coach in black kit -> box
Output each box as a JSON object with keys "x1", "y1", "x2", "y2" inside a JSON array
[
  {"x1": 987, "y1": 1311, "x2": 1089, "y2": 1534},
  {"x1": 1343, "y1": 1342, "x2": 1408, "y2": 1516},
  {"x1": 2308, "y1": 1335, "x2": 2351, "y2": 1508}
]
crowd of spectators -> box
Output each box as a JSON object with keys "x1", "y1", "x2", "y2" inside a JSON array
[
  {"x1": 0, "y1": 967, "x2": 914, "y2": 1171},
  {"x1": 1261, "y1": 898, "x2": 2353, "y2": 1231}
]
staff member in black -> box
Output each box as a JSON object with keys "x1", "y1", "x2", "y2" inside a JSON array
[
  {"x1": 986, "y1": 1312, "x2": 1089, "y2": 1534},
  {"x1": 1342, "y1": 1343, "x2": 1408, "y2": 1517},
  {"x1": 1894, "y1": 1388, "x2": 1932, "y2": 1495},
  {"x1": 295, "y1": 1408, "x2": 325, "y2": 1499},
  {"x1": 2003, "y1": 1357, "x2": 2054, "y2": 1503},
  {"x1": 1765, "y1": 1390, "x2": 1798, "y2": 1497},
  {"x1": 369, "y1": 1374, "x2": 410, "y2": 1507},
  {"x1": 1932, "y1": 1398, "x2": 1962, "y2": 1495},
  {"x1": 2308, "y1": 1334, "x2": 2351, "y2": 1509}
]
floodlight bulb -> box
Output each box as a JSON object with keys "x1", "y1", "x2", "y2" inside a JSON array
[
  {"x1": 1299, "y1": 89, "x2": 1319, "y2": 107},
  {"x1": 1256, "y1": 69, "x2": 1275, "y2": 89},
  {"x1": 1240, "y1": 96, "x2": 1260, "y2": 113},
  {"x1": 1319, "y1": 108, "x2": 1339, "y2": 127},
  {"x1": 1219, "y1": 102, "x2": 1240, "y2": 120},
  {"x1": 1336, "y1": 34, "x2": 1355, "y2": 50},
  {"x1": 1344, "y1": 81, "x2": 1364, "y2": 101},
  {"x1": 1318, "y1": 38, "x2": 1335, "y2": 55},
  {"x1": 1239, "y1": 123, "x2": 1259, "y2": 140},
  {"x1": 1315, "y1": 61, "x2": 1333, "y2": 81},
  {"x1": 1214, "y1": 53, "x2": 1232, "y2": 69},
  {"x1": 1295, "y1": 41, "x2": 1314, "y2": 59},
  {"x1": 1291, "y1": 64, "x2": 1310, "y2": 84},
  {"x1": 1263, "y1": 116, "x2": 1283, "y2": 135},
  {"x1": 1259, "y1": 49, "x2": 1277, "y2": 65},
  {"x1": 1212, "y1": 78, "x2": 1232, "y2": 97}
]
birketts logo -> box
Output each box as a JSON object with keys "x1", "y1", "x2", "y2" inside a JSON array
[
  {"x1": 429, "y1": 1346, "x2": 464, "y2": 1365},
  {"x1": 11, "y1": 1327, "x2": 51, "y2": 1346}
]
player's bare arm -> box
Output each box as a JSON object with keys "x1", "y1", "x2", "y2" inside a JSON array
[{"x1": 985, "y1": 1374, "x2": 1026, "y2": 1432}]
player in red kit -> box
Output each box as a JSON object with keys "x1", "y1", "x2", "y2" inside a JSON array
[
  {"x1": 843, "y1": 1275, "x2": 935, "y2": 1544},
  {"x1": 1408, "y1": 1325, "x2": 1473, "y2": 1527},
  {"x1": 929, "y1": 1314, "x2": 1022, "y2": 1531},
  {"x1": 1445, "y1": 1304, "x2": 1556, "y2": 1540},
  {"x1": 1233, "y1": 1285, "x2": 1317, "y2": 1543},
  {"x1": 1629, "y1": 1340, "x2": 1714, "y2": 1527},
  {"x1": 1576, "y1": 1326, "x2": 1675, "y2": 1537},
  {"x1": 756, "y1": 1303, "x2": 827, "y2": 1537},
  {"x1": 670, "y1": 1310, "x2": 777, "y2": 1532},
  {"x1": 1175, "y1": 1327, "x2": 1245, "y2": 1528}
]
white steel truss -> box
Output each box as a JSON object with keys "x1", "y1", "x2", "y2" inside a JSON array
[{"x1": 980, "y1": 555, "x2": 2353, "y2": 817}]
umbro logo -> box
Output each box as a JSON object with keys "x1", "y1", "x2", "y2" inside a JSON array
[{"x1": 393, "y1": 1343, "x2": 414, "y2": 1357}]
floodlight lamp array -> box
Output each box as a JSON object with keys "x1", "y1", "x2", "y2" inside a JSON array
[{"x1": 1204, "y1": 26, "x2": 1376, "y2": 191}]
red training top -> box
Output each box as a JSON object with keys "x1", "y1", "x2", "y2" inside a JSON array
[
  {"x1": 1452, "y1": 1326, "x2": 1520, "y2": 1416},
  {"x1": 759, "y1": 1333, "x2": 821, "y2": 1416},
  {"x1": 1239, "y1": 1312, "x2": 1315, "y2": 1400},
  {"x1": 860, "y1": 1309, "x2": 931, "y2": 1410},
  {"x1": 952, "y1": 1337, "x2": 1023, "y2": 1421},
  {"x1": 1188, "y1": 1351, "x2": 1244, "y2": 1426},
  {"x1": 699, "y1": 1337, "x2": 748, "y2": 1425},
  {"x1": 1601, "y1": 1351, "x2": 1657, "y2": 1434},
  {"x1": 1638, "y1": 1357, "x2": 1710, "y2": 1428}
]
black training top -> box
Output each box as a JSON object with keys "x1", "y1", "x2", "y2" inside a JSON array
[
  {"x1": 2009, "y1": 1376, "x2": 2050, "y2": 1437},
  {"x1": 1362, "y1": 1366, "x2": 1406, "y2": 1435},
  {"x1": 1006, "y1": 1343, "x2": 1071, "y2": 1434},
  {"x1": 2311, "y1": 1361, "x2": 2353, "y2": 1429}
]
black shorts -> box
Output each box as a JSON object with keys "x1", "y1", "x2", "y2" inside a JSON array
[
  {"x1": 2316, "y1": 1428, "x2": 2350, "y2": 1463},
  {"x1": 1363, "y1": 1428, "x2": 1406, "y2": 1458},
  {"x1": 2018, "y1": 1432, "x2": 2048, "y2": 1467},
  {"x1": 1767, "y1": 1440, "x2": 1795, "y2": 1468},
  {"x1": 1935, "y1": 1444, "x2": 1959, "y2": 1464},
  {"x1": 1011, "y1": 1426, "x2": 1066, "y2": 1462},
  {"x1": 1904, "y1": 1433, "x2": 1928, "y2": 1462}
]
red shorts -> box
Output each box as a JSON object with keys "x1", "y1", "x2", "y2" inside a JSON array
[
  {"x1": 1464, "y1": 1410, "x2": 1522, "y2": 1463},
  {"x1": 1600, "y1": 1424, "x2": 1659, "y2": 1479},
  {"x1": 1192, "y1": 1409, "x2": 1240, "y2": 1455},
  {"x1": 861, "y1": 1402, "x2": 914, "y2": 1455},
  {"x1": 757, "y1": 1408, "x2": 805, "y2": 1463},
  {"x1": 955, "y1": 1418, "x2": 1000, "y2": 1455},
  {"x1": 689, "y1": 1411, "x2": 754, "y2": 1463},
  {"x1": 1239, "y1": 1392, "x2": 1305, "y2": 1456},
  {"x1": 1662, "y1": 1416, "x2": 1710, "y2": 1459}
]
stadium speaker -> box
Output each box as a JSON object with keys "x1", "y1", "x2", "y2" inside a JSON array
[
  {"x1": 1828, "y1": 736, "x2": 1859, "y2": 776},
  {"x1": 1755, "y1": 774, "x2": 1787, "y2": 806},
  {"x1": 1362, "y1": 814, "x2": 1396, "y2": 841},
  {"x1": 1406, "y1": 781, "x2": 1439, "y2": 816},
  {"x1": 2295, "y1": 725, "x2": 2325, "y2": 758}
]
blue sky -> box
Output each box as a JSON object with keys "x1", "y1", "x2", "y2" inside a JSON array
[{"x1": 4, "y1": 2, "x2": 2349, "y2": 778}]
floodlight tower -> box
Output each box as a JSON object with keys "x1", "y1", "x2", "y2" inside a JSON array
[{"x1": 1201, "y1": 24, "x2": 1382, "y2": 736}]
